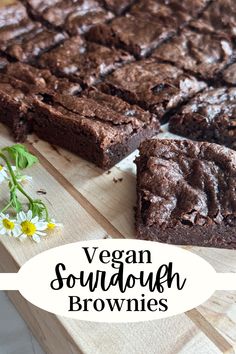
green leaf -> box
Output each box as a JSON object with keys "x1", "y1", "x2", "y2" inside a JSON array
[
  {"x1": 31, "y1": 201, "x2": 46, "y2": 218},
  {"x1": 10, "y1": 191, "x2": 22, "y2": 212},
  {"x1": 3, "y1": 144, "x2": 38, "y2": 170}
]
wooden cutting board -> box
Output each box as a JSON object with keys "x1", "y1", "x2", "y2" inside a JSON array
[{"x1": 0, "y1": 123, "x2": 235, "y2": 354}]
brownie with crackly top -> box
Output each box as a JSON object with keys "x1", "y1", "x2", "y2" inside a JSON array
[
  {"x1": 136, "y1": 139, "x2": 236, "y2": 249},
  {"x1": 152, "y1": 27, "x2": 235, "y2": 81},
  {"x1": 169, "y1": 87, "x2": 236, "y2": 151},
  {"x1": 38, "y1": 36, "x2": 133, "y2": 87},
  {"x1": 99, "y1": 59, "x2": 207, "y2": 120},
  {"x1": 31, "y1": 90, "x2": 160, "y2": 169},
  {"x1": 86, "y1": 0, "x2": 210, "y2": 58},
  {"x1": 0, "y1": 62, "x2": 81, "y2": 141},
  {"x1": 0, "y1": 2, "x2": 66, "y2": 63}
]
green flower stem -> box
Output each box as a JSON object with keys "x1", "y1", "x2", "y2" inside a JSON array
[
  {"x1": 0, "y1": 200, "x2": 13, "y2": 214},
  {"x1": 0, "y1": 151, "x2": 34, "y2": 205},
  {"x1": 38, "y1": 201, "x2": 49, "y2": 221}
]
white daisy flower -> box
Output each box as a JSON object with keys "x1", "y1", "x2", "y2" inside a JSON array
[
  {"x1": 0, "y1": 213, "x2": 21, "y2": 237},
  {"x1": 17, "y1": 210, "x2": 48, "y2": 243},
  {"x1": 47, "y1": 219, "x2": 63, "y2": 234},
  {"x1": 0, "y1": 165, "x2": 9, "y2": 184}
]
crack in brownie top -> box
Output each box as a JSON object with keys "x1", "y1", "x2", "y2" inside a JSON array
[{"x1": 136, "y1": 139, "x2": 236, "y2": 228}]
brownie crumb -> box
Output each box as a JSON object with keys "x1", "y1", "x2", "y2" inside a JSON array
[{"x1": 113, "y1": 177, "x2": 123, "y2": 183}]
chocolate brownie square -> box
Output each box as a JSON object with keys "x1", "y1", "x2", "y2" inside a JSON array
[
  {"x1": 23, "y1": 0, "x2": 113, "y2": 34},
  {"x1": 31, "y1": 91, "x2": 160, "y2": 169},
  {"x1": 190, "y1": 0, "x2": 236, "y2": 39},
  {"x1": 38, "y1": 36, "x2": 133, "y2": 87},
  {"x1": 86, "y1": 0, "x2": 209, "y2": 57},
  {"x1": 0, "y1": 62, "x2": 81, "y2": 141},
  {"x1": 0, "y1": 3, "x2": 66, "y2": 63},
  {"x1": 4, "y1": 62, "x2": 82, "y2": 94},
  {"x1": 0, "y1": 74, "x2": 32, "y2": 141},
  {"x1": 136, "y1": 139, "x2": 236, "y2": 249},
  {"x1": 169, "y1": 87, "x2": 236, "y2": 151},
  {"x1": 152, "y1": 27, "x2": 234, "y2": 81},
  {"x1": 99, "y1": 59, "x2": 207, "y2": 120}
]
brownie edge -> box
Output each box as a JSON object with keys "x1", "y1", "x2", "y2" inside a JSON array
[
  {"x1": 135, "y1": 139, "x2": 236, "y2": 249},
  {"x1": 32, "y1": 92, "x2": 160, "y2": 169}
]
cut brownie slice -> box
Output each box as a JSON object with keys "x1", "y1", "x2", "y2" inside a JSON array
[
  {"x1": 0, "y1": 3, "x2": 66, "y2": 63},
  {"x1": 86, "y1": 0, "x2": 209, "y2": 58},
  {"x1": 99, "y1": 59, "x2": 206, "y2": 120},
  {"x1": 4, "y1": 62, "x2": 82, "y2": 94},
  {"x1": 38, "y1": 36, "x2": 133, "y2": 87},
  {"x1": 23, "y1": 0, "x2": 113, "y2": 34},
  {"x1": 0, "y1": 62, "x2": 81, "y2": 141},
  {"x1": 152, "y1": 27, "x2": 234, "y2": 81},
  {"x1": 31, "y1": 90, "x2": 160, "y2": 169},
  {"x1": 0, "y1": 74, "x2": 32, "y2": 141},
  {"x1": 136, "y1": 139, "x2": 236, "y2": 249},
  {"x1": 190, "y1": 0, "x2": 236, "y2": 39},
  {"x1": 169, "y1": 87, "x2": 236, "y2": 151}
]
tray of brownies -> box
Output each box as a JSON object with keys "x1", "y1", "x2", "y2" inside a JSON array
[{"x1": 0, "y1": 0, "x2": 236, "y2": 353}]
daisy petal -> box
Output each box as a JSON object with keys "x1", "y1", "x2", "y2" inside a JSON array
[
  {"x1": 18, "y1": 212, "x2": 26, "y2": 222},
  {"x1": 19, "y1": 234, "x2": 27, "y2": 242},
  {"x1": 31, "y1": 216, "x2": 39, "y2": 224},
  {"x1": 32, "y1": 235, "x2": 41, "y2": 243},
  {"x1": 36, "y1": 231, "x2": 47, "y2": 236},
  {"x1": 27, "y1": 210, "x2": 33, "y2": 220},
  {"x1": 35, "y1": 222, "x2": 48, "y2": 231}
]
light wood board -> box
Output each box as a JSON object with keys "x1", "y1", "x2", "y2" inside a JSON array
[{"x1": 0, "y1": 123, "x2": 235, "y2": 353}]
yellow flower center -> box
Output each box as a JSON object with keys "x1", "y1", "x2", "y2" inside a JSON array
[
  {"x1": 0, "y1": 165, "x2": 3, "y2": 171},
  {"x1": 47, "y1": 222, "x2": 55, "y2": 230},
  {"x1": 21, "y1": 221, "x2": 36, "y2": 236},
  {"x1": 3, "y1": 218, "x2": 14, "y2": 230}
]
